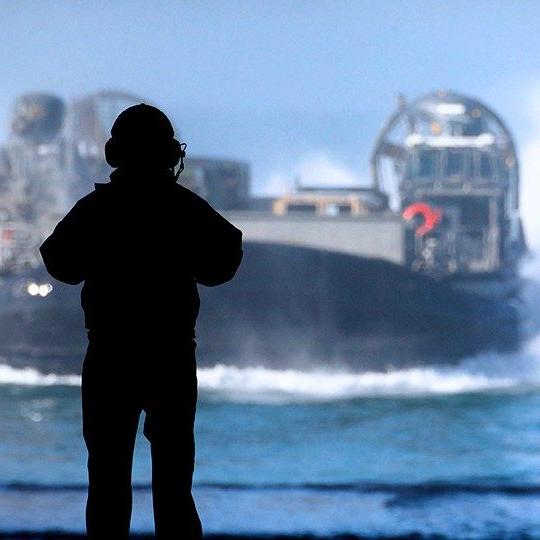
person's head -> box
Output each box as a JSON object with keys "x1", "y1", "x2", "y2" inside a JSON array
[{"x1": 104, "y1": 103, "x2": 185, "y2": 175}]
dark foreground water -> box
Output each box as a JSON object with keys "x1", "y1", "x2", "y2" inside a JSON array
[{"x1": 3, "y1": 337, "x2": 540, "y2": 540}]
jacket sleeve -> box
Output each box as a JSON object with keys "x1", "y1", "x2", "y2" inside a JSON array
[
  {"x1": 193, "y1": 199, "x2": 243, "y2": 287},
  {"x1": 39, "y1": 200, "x2": 88, "y2": 285}
]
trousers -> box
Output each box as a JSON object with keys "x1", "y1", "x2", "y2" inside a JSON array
[{"x1": 81, "y1": 333, "x2": 203, "y2": 539}]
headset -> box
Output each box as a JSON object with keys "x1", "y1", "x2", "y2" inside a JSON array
[
  {"x1": 174, "y1": 142, "x2": 187, "y2": 180},
  {"x1": 105, "y1": 137, "x2": 187, "y2": 180},
  {"x1": 104, "y1": 104, "x2": 187, "y2": 181}
]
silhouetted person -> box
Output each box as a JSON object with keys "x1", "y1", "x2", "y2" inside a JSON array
[{"x1": 39, "y1": 104, "x2": 243, "y2": 539}]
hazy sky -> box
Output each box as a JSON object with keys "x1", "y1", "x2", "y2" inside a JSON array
[{"x1": 3, "y1": 1, "x2": 540, "y2": 237}]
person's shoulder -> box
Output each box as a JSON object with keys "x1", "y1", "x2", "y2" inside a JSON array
[
  {"x1": 92, "y1": 181, "x2": 113, "y2": 195},
  {"x1": 173, "y1": 183, "x2": 211, "y2": 209},
  {"x1": 173, "y1": 183, "x2": 201, "y2": 199},
  {"x1": 87, "y1": 181, "x2": 120, "y2": 204},
  {"x1": 65, "y1": 183, "x2": 113, "y2": 215}
]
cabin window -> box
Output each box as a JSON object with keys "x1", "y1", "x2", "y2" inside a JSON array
[
  {"x1": 498, "y1": 156, "x2": 509, "y2": 180},
  {"x1": 444, "y1": 149, "x2": 472, "y2": 179},
  {"x1": 478, "y1": 153, "x2": 493, "y2": 179},
  {"x1": 405, "y1": 149, "x2": 442, "y2": 180},
  {"x1": 446, "y1": 150, "x2": 464, "y2": 177},
  {"x1": 337, "y1": 204, "x2": 352, "y2": 214},
  {"x1": 417, "y1": 150, "x2": 439, "y2": 178},
  {"x1": 287, "y1": 203, "x2": 317, "y2": 213}
]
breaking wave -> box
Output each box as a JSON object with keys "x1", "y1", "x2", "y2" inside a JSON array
[
  {"x1": 0, "y1": 364, "x2": 80, "y2": 387},
  {"x1": 2, "y1": 334, "x2": 540, "y2": 402},
  {"x1": 196, "y1": 355, "x2": 533, "y2": 404}
]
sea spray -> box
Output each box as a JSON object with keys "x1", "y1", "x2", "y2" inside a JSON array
[{"x1": 1, "y1": 348, "x2": 538, "y2": 402}]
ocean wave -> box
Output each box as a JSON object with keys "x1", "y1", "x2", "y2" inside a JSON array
[
  {"x1": 0, "y1": 364, "x2": 80, "y2": 387},
  {"x1": 1, "y1": 341, "x2": 540, "y2": 401},
  {"x1": 195, "y1": 333, "x2": 540, "y2": 402},
  {"x1": 196, "y1": 363, "x2": 518, "y2": 403},
  {"x1": 3, "y1": 334, "x2": 540, "y2": 400},
  {"x1": 3, "y1": 479, "x2": 540, "y2": 496}
]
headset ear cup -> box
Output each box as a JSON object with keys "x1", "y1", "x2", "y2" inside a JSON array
[
  {"x1": 166, "y1": 138, "x2": 183, "y2": 168},
  {"x1": 104, "y1": 138, "x2": 122, "y2": 168},
  {"x1": 105, "y1": 136, "x2": 184, "y2": 169}
]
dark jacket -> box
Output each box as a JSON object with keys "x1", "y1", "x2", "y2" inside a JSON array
[{"x1": 40, "y1": 169, "x2": 243, "y2": 337}]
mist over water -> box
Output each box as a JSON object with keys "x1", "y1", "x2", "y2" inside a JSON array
[
  {"x1": 0, "y1": 346, "x2": 537, "y2": 403},
  {"x1": 3, "y1": 311, "x2": 540, "y2": 403}
]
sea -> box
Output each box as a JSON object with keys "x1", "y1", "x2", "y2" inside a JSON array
[{"x1": 3, "y1": 267, "x2": 540, "y2": 538}]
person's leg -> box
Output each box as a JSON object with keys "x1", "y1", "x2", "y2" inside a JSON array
[
  {"x1": 82, "y1": 340, "x2": 141, "y2": 540},
  {"x1": 142, "y1": 340, "x2": 202, "y2": 540}
]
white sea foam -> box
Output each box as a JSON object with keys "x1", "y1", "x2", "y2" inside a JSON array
[
  {"x1": 200, "y1": 332, "x2": 540, "y2": 402},
  {"x1": 2, "y1": 335, "x2": 540, "y2": 402},
  {"x1": 0, "y1": 364, "x2": 80, "y2": 387},
  {"x1": 195, "y1": 362, "x2": 518, "y2": 403},
  {"x1": 2, "y1": 336, "x2": 540, "y2": 401},
  {"x1": 0, "y1": 357, "x2": 534, "y2": 402}
]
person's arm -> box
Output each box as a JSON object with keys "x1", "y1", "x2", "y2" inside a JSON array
[
  {"x1": 39, "y1": 200, "x2": 89, "y2": 285},
  {"x1": 193, "y1": 199, "x2": 243, "y2": 287}
]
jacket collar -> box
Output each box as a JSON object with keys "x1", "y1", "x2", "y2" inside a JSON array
[
  {"x1": 94, "y1": 168, "x2": 177, "y2": 191},
  {"x1": 109, "y1": 167, "x2": 176, "y2": 185}
]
